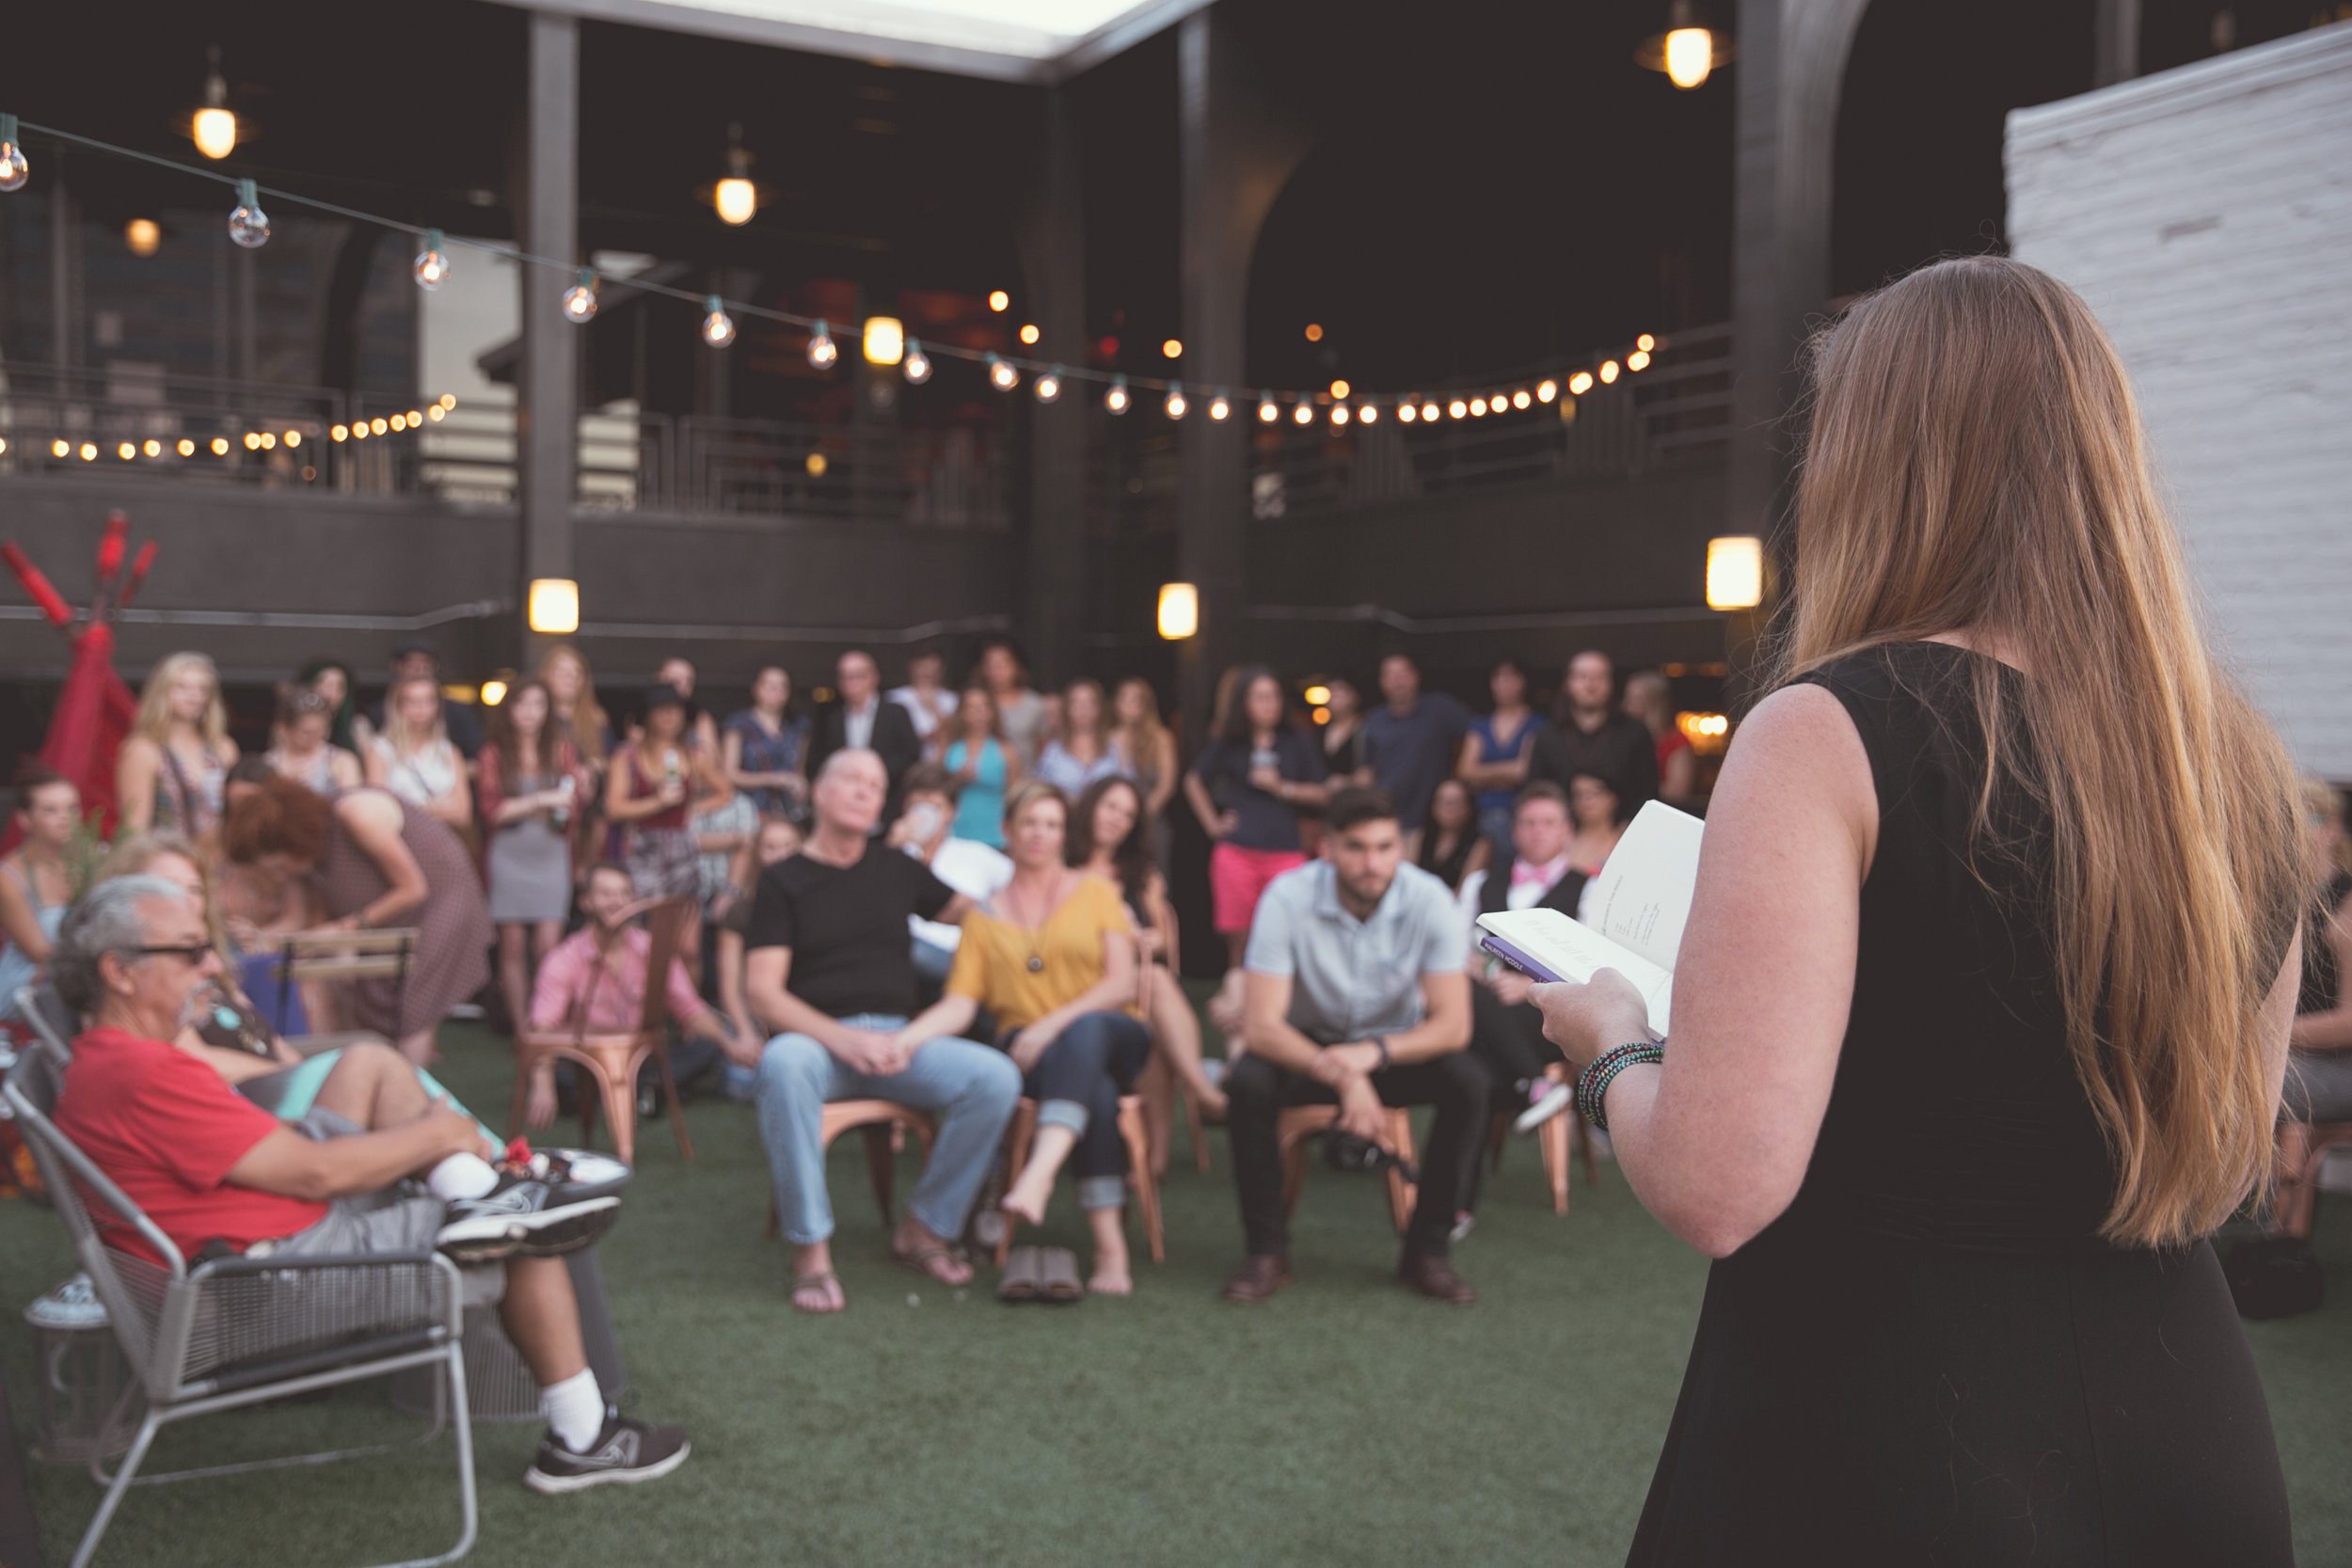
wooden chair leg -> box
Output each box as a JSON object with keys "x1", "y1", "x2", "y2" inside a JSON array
[
  {"x1": 576, "y1": 1060, "x2": 602, "y2": 1153},
  {"x1": 1540, "y1": 1110, "x2": 1570, "y2": 1216},
  {"x1": 507, "y1": 1052, "x2": 532, "y2": 1143},
  {"x1": 1488, "y1": 1110, "x2": 1509, "y2": 1172},
  {"x1": 994, "y1": 1103, "x2": 1039, "y2": 1267},
  {"x1": 2275, "y1": 1122, "x2": 2322, "y2": 1239},
  {"x1": 1279, "y1": 1132, "x2": 1312, "y2": 1218},
  {"x1": 1385, "y1": 1111, "x2": 1418, "y2": 1236},
  {"x1": 862, "y1": 1124, "x2": 898, "y2": 1229},
  {"x1": 597, "y1": 1065, "x2": 637, "y2": 1166},
  {"x1": 652, "y1": 1042, "x2": 694, "y2": 1161},
  {"x1": 1575, "y1": 1113, "x2": 1599, "y2": 1187},
  {"x1": 1137, "y1": 1053, "x2": 1173, "y2": 1180},
  {"x1": 1117, "y1": 1101, "x2": 1164, "y2": 1263},
  {"x1": 1184, "y1": 1082, "x2": 1208, "y2": 1174}
]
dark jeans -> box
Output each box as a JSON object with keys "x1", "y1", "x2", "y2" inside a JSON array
[
  {"x1": 1013, "y1": 1010, "x2": 1153, "y2": 1206},
  {"x1": 1226, "y1": 1046, "x2": 1489, "y2": 1259},
  {"x1": 1469, "y1": 981, "x2": 1564, "y2": 1090}
]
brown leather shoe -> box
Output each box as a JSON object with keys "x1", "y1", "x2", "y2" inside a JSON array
[
  {"x1": 1399, "y1": 1250, "x2": 1476, "y2": 1304},
  {"x1": 1222, "y1": 1253, "x2": 1291, "y2": 1304}
]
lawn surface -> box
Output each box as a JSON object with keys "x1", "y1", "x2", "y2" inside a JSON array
[{"x1": 5, "y1": 1022, "x2": 2348, "y2": 1567}]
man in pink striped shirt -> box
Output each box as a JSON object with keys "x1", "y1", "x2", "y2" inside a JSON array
[{"x1": 522, "y1": 863, "x2": 733, "y2": 1125}]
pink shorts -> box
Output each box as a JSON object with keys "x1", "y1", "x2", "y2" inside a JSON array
[{"x1": 1210, "y1": 842, "x2": 1307, "y2": 935}]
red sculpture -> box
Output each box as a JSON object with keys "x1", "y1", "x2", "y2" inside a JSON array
[{"x1": 1, "y1": 510, "x2": 153, "y2": 836}]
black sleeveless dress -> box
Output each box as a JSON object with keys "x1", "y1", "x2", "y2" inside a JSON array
[{"x1": 1628, "y1": 642, "x2": 2294, "y2": 1567}]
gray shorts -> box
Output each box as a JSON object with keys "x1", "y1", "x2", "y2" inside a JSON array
[{"x1": 256, "y1": 1108, "x2": 504, "y2": 1308}]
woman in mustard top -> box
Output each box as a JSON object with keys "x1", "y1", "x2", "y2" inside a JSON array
[{"x1": 910, "y1": 779, "x2": 1148, "y2": 1294}]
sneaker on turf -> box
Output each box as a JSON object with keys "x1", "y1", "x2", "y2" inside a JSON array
[
  {"x1": 436, "y1": 1171, "x2": 620, "y2": 1263},
  {"x1": 1514, "y1": 1080, "x2": 1575, "y2": 1135},
  {"x1": 523, "y1": 1409, "x2": 691, "y2": 1495}
]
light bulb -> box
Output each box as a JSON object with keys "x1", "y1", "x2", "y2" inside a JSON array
[
  {"x1": 1636, "y1": 333, "x2": 1656, "y2": 352},
  {"x1": 125, "y1": 218, "x2": 161, "y2": 257},
  {"x1": 1329, "y1": 378, "x2": 1351, "y2": 400},
  {"x1": 1537, "y1": 379, "x2": 1558, "y2": 403},
  {"x1": 714, "y1": 176, "x2": 756, "y2": 227},
  {"x1": 1628, "y1": 350, "x2": 1651, "y2": 372},
  {"x1": 228, "y1": 180, "x2": 269, "y2": 249},
  {"x1": 986, "y1": 353, "x2": 1018, "y2": 391},
  {"x1": 563, "y1": 269, "x2": 598, "y2": 323},
  {"x1": 807, "y1": 321, "x2": 837, "y2": 368},
  {"x1": 1035, "y1": 368, "x2": 1062, "y2": 403},
  {"x1": 1448, "y1": 399, "x2": 1468, "y2": 420},
  {"x1": 1208, "y1": 393, "x2": 1230, "y2": 421},
  {"x1": 1470, "y1": 398, "x2": 1487, "y2": 417},
  {"x1": 0, "y1": 117, "x2": 29, "y2": 193},
  {"x1": 1359, "y1": 403, "x2": 1378, "y2": 423},
  {"x1": 192, "y1": 106, "x2": 238, "y2": 161},
  {"x1": 1164, "y1": 387, "x2": 1187, "y2": 420},
  {"x1": 1258, "y1": 397, "x2": 1279, "y2": 423},
  {"x1": 1664, "y1": 27, "x2": 1713, "y2": 88},
  {"x1": 863, "y1": 316, "x2": 904, "y2": 365},
  {"x1": 1420, "y1": 403, "x2": 1439, "y2": 421},
  {"x1": 701, "y1": 295, "x2": 736, "y2": 348},
  {"x1": 1104, "y1": 376, "x2": 1130, "y2": 414},
  {"x1": 1294, "y1": 403, "x2": 1313, "y2": 425},
  {"x1": 1399, "y1": 404, "x2": 1418, "y2": 423},
  {"x1": 1513, "y1": 389, "x2": 1532, "y2": 409},
  {"x1": 988, "y1": 290, "x2": 1009, "y2": 312},
  {"x1": 1568, "y1": 372, "x2": 1594, "y2": 395},
  {"x1": 413, "y1": 229, "x2": 452, "y2": 291},
  {"x1": 903, "y1": 340, "x2": 932, "y2": 384},
  {"x1": 1019, "y1": 324, "x2": 1040, "y2": 345},
  {"x1": 1330, "y1": 404, "x2": 1350, "y2": 425},
  {"x1": 1161, "y1": 338, "x2": 1183, "y2": 359},
  {"x1": 1599, "y1": 359, "x2": 1620, "y2": 384}
]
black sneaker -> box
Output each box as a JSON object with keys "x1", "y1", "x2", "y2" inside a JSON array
[
  {"x1": 523, "y1": 1409, "x2": 691, "y2": 1495},
  {"x1": 437, "y1": 1170, "x2": 620, "y2": 1264}
]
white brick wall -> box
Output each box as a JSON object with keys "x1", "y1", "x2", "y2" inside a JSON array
[{"x1": 2008, "y1": 24, "x2": 2352, "y2": 779}]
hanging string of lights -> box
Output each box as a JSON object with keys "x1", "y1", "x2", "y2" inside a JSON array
[{"x1": 0, "y1": 114, "x2": 1667, "y2": 425}]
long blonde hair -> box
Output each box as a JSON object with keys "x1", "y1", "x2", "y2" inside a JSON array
[
  {"x1": 1114, "y1": 677, "x2": 1169, "y2": 770},
  {"x1": 378, "y1": 674, "x2": 451, "y2": 761},
  {"x1": 1774, "y1": 255, "x2": 2301, "y2": 1248},
  {"x1": 133, "y1": 652, "x2": 230, "y2": 751}
]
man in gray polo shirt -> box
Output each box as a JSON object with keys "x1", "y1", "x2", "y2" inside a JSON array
[{"x1": 1221, "y1": 786, "x2": 1486, "y2": 1305}]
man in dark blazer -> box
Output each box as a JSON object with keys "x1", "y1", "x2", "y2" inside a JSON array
[{"x1": 808, "y1": 650, "x2": 923, "y2": 820}]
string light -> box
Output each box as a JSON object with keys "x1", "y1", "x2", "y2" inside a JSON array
[
  {"x1": 1628, "y1": 349, "x2": 1651, "y2": 372},
  {"x1": 1448, "y1": 399, "x2": 1468, "y2": 420},
  {"x1": 1568, "y1": 372, "x2": 1594, "y2": 395},
  {"x1": 1294, "y1": 403, "x2": 1314, "y2": 425},
  {"x1": 1161, "y1": 338, "x2": 1182, "y2": 359},
  {"x1": 1329, "y1": 379, "x2": 1351, "y2": 400},
  {"x1": 1421, "y1": 402, "x2": 1439, "y2": 421},
  {"x1": 0, "y1": 115, "x2": 27, "y2": 192},
  {"x1": 190, "y1": 48, "x2": 238, "y2": 160},
  {"x1": 1513, "y1": 388, "x2": 1532, "y2": 409},
  {"x1": 903, "y1": 339, "x2": 932, "y2": 384},
  {"x1": 988, "y1": 290, "x2": 1009, "y2": 312},
  {"x1": 1330, "y1": 404, "x2": 1350, "y2": 425},
  {"x1": 1018, "y1": 324, "x2": 1040, "y2": 345},
  {"x1": 413, "y1": 229, "x2": 452, "y2": 291},
  {"x1": 806, "y1": 320, "x2": 837, "y2": 368},
  {"x1": 701, "y1": 294, "x2": 736, "y2": 348},
  {"x1": 1164, "y1": 387, "x2": 1187, "y2": 420},
  {"x1": 1399, "y1": 403, "x2": 1418, "y2": 423},
  {"x1": 1035, "y1": 367, "x2": 1062, "y2": 403},
  {"x1": 1637, "y1": 334, "x2": 1656, "y2": 352},
  {"x1": 1208, "y1": 391, "x2": 1231, "y2": 421},
  {"x1": 563, "y1": 268, "x2": 598, "y2": 323},
  {"x1": 1304, "y1": 324, "x2": 1323, "y2": 342},
  {"x1": 177, "y1": 438, "x2": 195, "y2": 455},
  {"x1": 1258, "y1": 395, "x2": 1279, "y2": 423},
  {"x1": 1470, "y1": 397, "x2": 1487, "y2": 417},
  {"x1": 1599, "y1": 359, "x2": 1620, "y2": 384},
  {"x1": 712, "y1": 123, "x2": 757, "y2": 225},
  {"x1": 1104, "y1": 375, "x2": 1130, "y2": 414},
  {"x1": 987, "y1": 353, "x2": 1018, "y2": 391},
  {"x1": 863, "y1": 316, "x2": 904, "y2": 365},
  {"x1": 227, "y1": 179, "x2": 269, "y2": 248},
  {"x1": 210, "y1": 437, "x2": 229, "y2": 454},
  {"x1": 124, "y1": 218, "x2": 161, "y2": 257},
  {"x1": 1358, "y1": 403, "x2": 1377, "y2": 423},
  {"x1": 1537, "y1": 379, "x2": 1558, "y2": 403}
]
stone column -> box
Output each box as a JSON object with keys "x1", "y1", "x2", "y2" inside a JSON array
[{"x1": 519, "y1": 9, "x2": 580, "y2": 669}]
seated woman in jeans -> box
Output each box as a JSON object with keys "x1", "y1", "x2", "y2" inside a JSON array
[{"x1": 909, "y1": 779, "x2": 1148, "y2": 1295}]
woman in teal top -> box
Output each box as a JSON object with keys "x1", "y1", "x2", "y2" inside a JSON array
[{"x1": 936, "y1": 686, "x2": 1020, "y2": 847}]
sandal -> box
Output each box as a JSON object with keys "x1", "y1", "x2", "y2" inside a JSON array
[
  {"x1": 1038, "y1": 1246, "x2": 1084, "y2": 1305},
  {"x1": 893, "y1": 1236, "x2": 969, "y2": 1285},
  {"x1": 996, "y1": 1245, "x2": 1043, "y2": 1304},
  {"x1": 789, "y1": 1270, "x2": 844, "y2": 1314}
]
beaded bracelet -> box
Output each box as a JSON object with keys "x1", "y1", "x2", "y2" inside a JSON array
[{"x1": 1576, "y1": 1041, "x2": 1665, "y2": 1132}]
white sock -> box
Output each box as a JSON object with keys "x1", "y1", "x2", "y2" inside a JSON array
[
  {"x1": 541, "y1": 1367, "x2": 606, "y2": 1452},
  {"x1": 427, "y1": 1152, "x2": 498, "y2": 1203}
]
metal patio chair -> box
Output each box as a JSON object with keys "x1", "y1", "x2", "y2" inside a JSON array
[{"x1": 3, "y1": 1049, "x2": 477, "y2": 1568}]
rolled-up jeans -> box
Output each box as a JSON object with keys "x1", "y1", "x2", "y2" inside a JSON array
[
  {"x1": 1014, "y1": 1011, "x2": 1152, "y2": 1211},
  {"x1": 755, "y1": 1014, "x2": 1022, "y2": 1246}
]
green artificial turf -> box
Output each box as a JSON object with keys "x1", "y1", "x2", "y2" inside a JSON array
[{"x1": 6, "y1": 1022, "x2": 2349, "y2": 1567}]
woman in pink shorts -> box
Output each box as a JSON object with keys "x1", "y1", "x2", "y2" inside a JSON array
[{"x1": 1183, "y1": 666, "x2": 1327, "y2": 1031}]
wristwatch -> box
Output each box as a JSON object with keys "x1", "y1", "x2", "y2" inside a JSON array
[{"x1": 1370, "y1": 1035, "x2": 1391, "y2": 1072}]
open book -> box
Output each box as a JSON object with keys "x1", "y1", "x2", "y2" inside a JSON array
[{"x1": 1474, "y1": 800, "x2": 1703, "y2": 1036}]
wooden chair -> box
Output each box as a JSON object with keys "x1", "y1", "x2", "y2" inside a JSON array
[
  {"x1": 1278, "y1": 1103, "x2": 1418, "y2": 1235},
  {"x1": 993, "y1": 1096, "x2": 1164, "y2": 1265},
  {"x1": 508, "y1": 896, "x2": 696, "y2": 1166},
  {"x1": 763, "y1": 1100, "x2": 940, "y2": 1240},
  {"x1": 264, "y1": 927, "x2": 418, "y2": 1037},
  {"x1": 1136, "y1": 1051, "x2": 1211, "y2": 1178},
  {"x1": 2272, "y1": 1118, "x2": 2352, "y2": 1238},
  {"x1": 1487, "y1": 1063, "x2": 1599, "y2": 1216}
]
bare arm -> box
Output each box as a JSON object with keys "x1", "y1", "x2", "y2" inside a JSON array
[
  {"x1": 361, "y1": 742, "x2": 389, "y2": 790},
  {"x1": 2289, "y1": 893, "x2": 2352, "y2": 1051},
  {"x1": 0, "y1": 862, "x2": 51, "y2": 964},
  {"x1": 428, "y1": 756, "x2": 473, "y2": 830},
  {"x1": 898, "y1": 990, "x2": 980, "y2": 1052},
  {"x1": 1458, "y1": 731, "x2": 1532, "y2": 792},
  {"x1": 115, "y1": 739, "x2": 159, "y2": 835},
  {"x1": 742, "y1": 943, "x2": 897, "y2": 1073},
  {"x1": 329, "y1": 792, "x2": 431, "y2": 930},
  {"x1": 1143, "y1": 731, "x2": 1179, "y2": 819},
  {"x1": 1238, "y1": 966, "x2": 1469, "y2": 1072},
  {"x1": 1184, "y1": 770, "x2": 1233, "y2": 839},
  {"x1": 226, "y1": 1103, "x2": 483, "y2": 1201},
  {"x1": 1007, "y1": 928, "x2": 1137, "y2": 1068},
  {"x1": 1661, "y1": 744, "x2": 1697, "y2": 802}
]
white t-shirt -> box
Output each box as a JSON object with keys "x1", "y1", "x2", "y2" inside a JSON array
[
  {"x1": 887, "y1": 685, "x2": 958, "y2": 739},
  {"x1": 907, "y1": 835, "x2": 1012, "y2": 952}
]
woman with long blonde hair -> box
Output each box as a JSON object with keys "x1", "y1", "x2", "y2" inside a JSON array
[
  {"x1": 117, "y1": 651, "x2": 241, "y2": 838},
  {"x1": 365, "y1": 673, "x2": 472, "y2": 832},
  {"x1": 1533, "y1": 256, "x2": 2303, "y2": 1563}
]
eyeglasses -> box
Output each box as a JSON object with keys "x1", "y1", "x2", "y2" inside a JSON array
[{"x1": 120, "y1": 942, "x2": 217, "y2": 967}]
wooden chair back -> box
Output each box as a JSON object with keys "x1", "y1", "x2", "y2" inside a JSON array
[{"x1": 267, "y1": 927, "x2": 417, "y2": 1036}]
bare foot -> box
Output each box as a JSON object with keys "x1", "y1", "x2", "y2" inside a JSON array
[
  {"x1": 790, "y1": 1271, "x2": 845, "y2": 1313},
  {"x1": 1001, "y1": 1184, "x2": 1048, "y2": 1227},
  {"x1": 1088, "y1": 1259, "x2": 1133, "y2": 1296}
]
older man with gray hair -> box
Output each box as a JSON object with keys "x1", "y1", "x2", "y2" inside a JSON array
[
  {"x1": 48, "y1": 875, "x2": 691, "y2": 1494},
  {"x1": 735, "y1": 748, "x2": 1020, "y2": 1314}
]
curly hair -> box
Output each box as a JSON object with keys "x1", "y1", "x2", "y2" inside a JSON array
[{"x1": 222, "y1": 773, "x2": 333, "y2": 865}]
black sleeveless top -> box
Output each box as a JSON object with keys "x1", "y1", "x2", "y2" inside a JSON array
[{"x1": 1628, "y1": 641, "x2": 2292, "y2": 1567}]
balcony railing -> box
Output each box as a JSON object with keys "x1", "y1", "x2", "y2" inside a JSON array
[{"x1": 0, "y1": 364, "x2": 1013, "y2": 529}]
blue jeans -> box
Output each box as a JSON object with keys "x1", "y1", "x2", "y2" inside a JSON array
[
  {"x1": 755, "y1": 1014, "x2": 1021, "y2": 1246},
  {"x1": 1020, "y1": 1011, "x2": 1152, "y2": 1211}
]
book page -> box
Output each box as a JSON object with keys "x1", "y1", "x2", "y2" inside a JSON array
[
  {"x1": 1475, "y1": 908, "x2": 1677, "y2": 1035},
  {"x1": 1582, "y1": 800, "x2": 1705, "y2": 973}
]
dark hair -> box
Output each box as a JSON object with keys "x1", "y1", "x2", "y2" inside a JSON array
[
  {"x1": 487, "y1": 678, "x2": 561, "y2": 781},
  {"x1": 1067, "y1": 776, "x2": 1153, "y2": 908},
  {"x1": 1551, "y1": 648, "x2": 1617, "y2": 727},
  {"x1": 223, "y1": 775, "x2": 333, "y2": 864},
  {"x1": 899, "y1": 762, "x2": 960, "y2": 803},
  {"x1": 12, "y1": 765, "x2": 74, "y2": 816},
  {"x1": 974, "y1": 635, "x2": 1028, "y2": 683},
  {"x1": 645, "y1": 682, "x2": 685, "y2": 711},
  {"x1": 1568, "y1": 769, "x2": 1634, "y2": 828},
  {"x1": 1326, "y1": 785, "x2": 1399, "y2": 835},
  {"x1": 1515, "y1": 779, "x2": 1569, "y2": 817},
  {"x1": 228, "y1": 755, "x2": 276, "y2": 787},
  {"x1": 295, "y1": 657, "x2": 359, "y2": 751},
  {"x1": 1217, "y1": 664, "x2": 1289, "y2": 749},
  {"x1": 1489, "y1": 656, "x2": 1529, "y2": 687}
]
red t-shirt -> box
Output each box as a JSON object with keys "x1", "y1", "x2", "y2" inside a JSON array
[{"x1": 54, "y1": 1026, "x2": 329, "y2": 1265}]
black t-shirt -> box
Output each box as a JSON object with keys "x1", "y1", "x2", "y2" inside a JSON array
[
  {"x1": 1190, "y1": 729, "x2": 1324, "y2": 851},
  {"x1": 743, "y1": 841, "x2": 955, "y2": 1019},
  {"x1": 1529, "y1": 710, "x2": 1659, "y2": 806}
]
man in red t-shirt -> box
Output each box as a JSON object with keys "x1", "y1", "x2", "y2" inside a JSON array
[{"x1": 48, "y1": 873, "x2": 690, "y2": 1495}]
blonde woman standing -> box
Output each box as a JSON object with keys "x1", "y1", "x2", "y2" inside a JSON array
[
  {"x1": 1110, "y1": 677, "x2": 1178, "y2": 860},
  {"x1": 364, "y1": 673, "x2": 473, "y2": 832},
  {"x1": 1533, "y1": 258, "x2": 2303, "y2": 1564},
  {"x1": 117, "y1": 651, "x2": 240, "y2": 838}
]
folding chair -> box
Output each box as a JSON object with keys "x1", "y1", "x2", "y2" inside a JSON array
[
  {"x1": 4, "y1": 1051, "x2": 476, "y2": 1568},
  {"x1": 15, "y1": 980, "x2": 75, "y2": 1068}
]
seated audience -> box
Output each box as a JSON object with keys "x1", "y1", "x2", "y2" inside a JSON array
[
  {"x1": 904, "y1": 780, "x2": 1149, "y2": 1294},
  {"x1": 1528, "y1": 648, "x2": 1659, "y2": 808},
  {"x1": 48, "y1": 874, "x2": 687, "y2": 1493},
  {"x1": 524, "y1": 863, "x2": 734, "y2": 1128},
  {"x1": 1623, "y1": 669, "x2": 1695, "y2": 807},
  {"x1": 809, "y1": 650, "x2": 923, "y2": 806},
  {"x1": 1458, "y1": 782, "x2": 1583, "y2": 1133},
  {"x1": 976, "y1": 638, "x2": 1051, "y2": 772},
  {"x1": 480, "y1": 679, "x2": 586, "y2": 1043},
  {"x1": 221, "y1": 776, "x2": 492, "y2": 1067},
  {"x1": 1416, "y1": 777, "x2": 1489, "y2": 895},
  {"x1": 2275, "y1": 777, "x2": 2352, "y2": 1237},
  {"x1": 1356, "y1": 652, "x2": 1470, "y2": 862},
  {"x1": 887, "y1": 645, "x2": 959, "y2": 741},
  {"x1": 1068, "y1": 775, "x2": 1229, "y2": 1129},
  {"x1": 1184, "y1": 665, "x2": 1327, "y2": 1032},
  {"x1": 936, "y1": 686, "x2": 1019, "y2": 850},
  {"x1": 117, "y1": 651, "x2": 239, "y2": 840},
  {"x1": 368, "y1": 638, "x2": 483, "y2": 761},
  {"x1": 722, "y1": 665, "x2": 811, "y2": 819},
  {"x1": 266, "y1": 688, "x2": 363, "y2": 795},
  {"x1": 1035, "y1": 678, "x2": 1126, "y2": 796},
  {"x1": 1110, "y1": 677, "x2": 1179, "y2": 864},
  {"x1": 1221, "y1": 787, "x2": 1484, "y2": 1306},
  {"x1": 887, "y1": 765, "x2": 1013, "y2": 987},
  {"x1": 739, "y1": 750, "x2": 1020, "y2": 1314},
  {"x1": 1459, "y1": 657, "x2": 1543, "y2": 849},
  {"x1": 714, "y1": 816, "x2": 804, "y2": 1060},
  {"x1": 367, "y1": 673, "x2": 473, "y2": 832},
  {"x1": 0, "y1": 769, "x2": 77, "y2": 1027}
]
